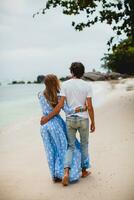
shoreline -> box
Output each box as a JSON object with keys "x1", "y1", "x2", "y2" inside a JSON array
[{"x1": 0, "y1": 78, "x2": 134, "y2": 130}]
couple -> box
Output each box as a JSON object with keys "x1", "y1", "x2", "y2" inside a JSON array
[{"x1": 38, "y1": 62, "x2": 95, "y2": 186}]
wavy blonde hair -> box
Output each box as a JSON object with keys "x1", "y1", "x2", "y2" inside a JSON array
[{"x1": 44, "y1": 74, "x2": 60, "y2": 108}]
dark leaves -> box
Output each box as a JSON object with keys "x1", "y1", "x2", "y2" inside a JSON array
[
  {"x1": 72, "y1": 21, "x2": 75, "y2": 26},
  {"x1": 34, "y1": 0, "x2": 134, "y2": 49}
]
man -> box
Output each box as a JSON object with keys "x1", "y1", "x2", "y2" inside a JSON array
[{"x1": 41, "y1": 62, "x2": 95, "y2": 186}]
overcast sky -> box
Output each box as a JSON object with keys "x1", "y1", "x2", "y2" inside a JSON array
[{"x1": 0, "y1": 0, "x2": 114, "y2": 82}]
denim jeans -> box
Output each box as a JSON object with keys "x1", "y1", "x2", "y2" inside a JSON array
[{"x1": 64, "y1": 115, "x2": 90, "y2": 169}]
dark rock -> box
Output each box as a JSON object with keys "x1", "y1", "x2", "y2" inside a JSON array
[
  {"x1": 60, "y1": 76, "x2": 70, "y2": 81},
  {"x1": 83, "y1": 72, "x2": 129, "y2": 81},
  {"x1": 106, "y1": 72, "x2": 124, "y2": 79},
  {"x1": 27, "y1": 81, "x2": 32, "y2": 84},
  {"x1": 12, "y1": 81, "x2": 25, "y2": 84},
  {"x1": 37, "y1": 75, "x2": 45, "y2": 83},
  {"x1": 83, "y1": 72, "x2": 106, "y2": 81}
]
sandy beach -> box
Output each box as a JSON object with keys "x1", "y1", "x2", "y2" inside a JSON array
[{"x1": 0, "y1": 79, "x2": 134, "y2": 200}]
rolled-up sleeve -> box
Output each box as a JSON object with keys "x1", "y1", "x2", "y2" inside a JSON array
[
  {"x1": 59, "y1": 84, "x2": 66, "y2": 97},
  {"x1": 87, "y1": 84, "x2": 93, "y2": 98}
]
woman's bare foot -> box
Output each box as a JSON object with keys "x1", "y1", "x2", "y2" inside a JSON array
[{"x1": 53, "y1": 177, "x2": 62, "y2": 183}]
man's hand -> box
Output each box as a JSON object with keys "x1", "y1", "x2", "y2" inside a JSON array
[
  {"x1": 86, "y1": 97, "x2": 95, "y2": 133},
  {"x1": 40, "y1": 116, "x2": 49, "y2": 125},
  {"x1": 90, "y1": 122, "x2": 95, "y2": 133}
]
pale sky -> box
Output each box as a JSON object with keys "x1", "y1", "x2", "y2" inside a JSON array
[{"x1": 0, "y1": 0, "x2": 114, "y2": 82}]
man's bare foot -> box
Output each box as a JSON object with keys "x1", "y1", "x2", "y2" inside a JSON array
[
  {"x1": 81, "y1": 169, "x2": 91, "y2": 178},
  {"x1": 62, "y1": 175, "x2": 69, "y2": 186},
  {"x1": 62, "y1": 168, "x2": 69, "y2": 186}
]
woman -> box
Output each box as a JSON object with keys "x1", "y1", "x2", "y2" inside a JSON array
[{"x1": 38, "y1": 74, "x2": 86, "y2": 183}]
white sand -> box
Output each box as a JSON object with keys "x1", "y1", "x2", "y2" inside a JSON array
[{"x1": 0, "y1": 79, "x2": 134, "y2": 200}]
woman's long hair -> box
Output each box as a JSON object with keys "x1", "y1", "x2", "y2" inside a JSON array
[{"x1": 44, "y1": 74, "x2": 60, "y2": 108}]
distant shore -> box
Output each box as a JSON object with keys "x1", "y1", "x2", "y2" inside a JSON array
[{"x1": 1, "y1": 71, "x2": 134, "y2": 86}]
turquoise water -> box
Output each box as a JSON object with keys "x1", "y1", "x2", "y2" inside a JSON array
[
  {"x1": 0, "y1": 82, "x2": 112, "y2": 128},
  {"x1": 0, "y1": 84, "x2": 44, "y2": 128}
]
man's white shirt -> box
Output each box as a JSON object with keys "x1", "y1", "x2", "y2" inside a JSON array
[{"x1": 60, "y1": 78, "x2": 93, "y2": 118}]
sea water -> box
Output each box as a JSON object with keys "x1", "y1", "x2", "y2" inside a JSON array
[
  {"x1": 0, "y1": 84, "x2": 44, "y2": 128},
  {"x1": 0, "y1": 82, "x2": 112, "y2": 129}
]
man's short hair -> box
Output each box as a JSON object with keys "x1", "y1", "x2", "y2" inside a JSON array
[{"x1": 70, "y1": 62, "x2": 85, "y2": 78}]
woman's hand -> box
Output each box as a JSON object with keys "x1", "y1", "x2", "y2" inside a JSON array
[{"x1": 40, "y1": 116, "x2": 49, "y2": 125}]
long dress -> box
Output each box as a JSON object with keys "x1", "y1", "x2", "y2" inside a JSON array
[{"x1": 38, "y1": 92, "x2": 81, "y2": 182}]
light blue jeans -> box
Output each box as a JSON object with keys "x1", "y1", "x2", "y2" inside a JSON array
[{"x1": 64, "y1": 115, "x2": 90, "y2": 169}]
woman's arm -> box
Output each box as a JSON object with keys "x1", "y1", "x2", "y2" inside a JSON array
[
  {"x1": 40, "y1": 96, "x2": 65, "y2": 125},
  {"x1": 62, "y1": 100, "x2": 74, "y2": 114}
]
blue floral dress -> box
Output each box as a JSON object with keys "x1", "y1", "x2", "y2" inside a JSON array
[{"x1": 38, "y1": 92, "x2": 81, "y2": 182}]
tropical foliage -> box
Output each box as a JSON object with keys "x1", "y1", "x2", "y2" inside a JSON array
[{"x1": 102, "y1": 37, "x2": 134, "y2": 74}]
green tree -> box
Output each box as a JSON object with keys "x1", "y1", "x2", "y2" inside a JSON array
[
  {"x1": 101, "y1": 37, "x2": 134, "y2": 74},
  {"x1": 34, "y1": 0, "x2": 134, "y2": 48}
]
